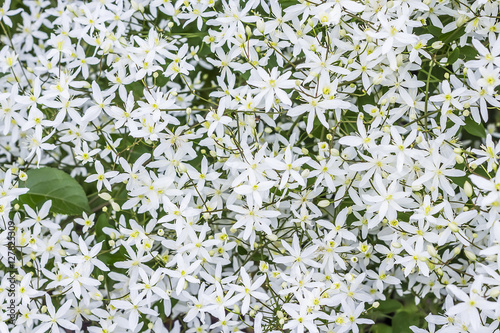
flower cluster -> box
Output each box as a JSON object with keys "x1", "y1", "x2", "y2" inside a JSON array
[{"x1": 1, "y1": 0, "x2": 500, "y2": 332}]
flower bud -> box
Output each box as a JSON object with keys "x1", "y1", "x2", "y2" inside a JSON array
[
  {"x1": 111, "y1": 201, "x2": 120, "y2": 212},
  {"x1": 464, "y1": 181, "x2": 473, "y2": 197},
  {"x1": 373, "y1": 301, "x2": 380, "y2": 308},
  {"x1": 427, "y1": 245, "x2": 437, "y2": 257},
  {"x1": 266, "y1": 233, "x2": 278, "y2": 241},
  {"x1": 391, "y1": 241, "x2": 401, "y2": 248},
  {"x1": 432, "y1": 41, "x2": 444, "y2": 49},
  {"x1": 464, "y1": 249, "x2": 476, "y2": 261},
  {"x1": 455, "y1": 154, "x2": 464, "y2": 164},
  {"x1": 257, "y1": 19, "x2": 265, "y2": 33},
  {"x1": 318, "y1": 199, "x2": 330, "y2": 208},
  {"x1": 245, "y1": 25, "x2": 252, "y2": 38},
  {"x1": 489, "y1": 288, "x2": 500, "y2": 298},
  {"x1": 99, "y1": 192, "x2": 112, "y2": 201},
  {"x1": 178, "y1": 163, "x2": 187, "y2": 173},
  {"x1": 301, "y1": 169, "x2": 310, "y2": 178},
  {"x1": 412, "y1": 183, "x2": 423, "y2": 191}
]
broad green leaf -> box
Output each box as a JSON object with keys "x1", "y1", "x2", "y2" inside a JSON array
[
  {"x1": 448, "y1": 48, "x2": 460, "y2": 65},
  {"x1": 377, "y1": 299, "x2": 403, "y2": 314},
  {"x1": 460, "y1": 45, "x2": 478, "y2": 61},
  {"x1": 464, "y1": 117, "x2": 486, "y2": 138},
  {"x1": 427, "y1": 25, "x2": 441, "y2": 37},
  {"x1": 95, "y1": 214, "x2": 109, "y2": 242},
  {"x1": 440, "y1": 27, "x2": 466, "y2": 43},
  {"x1": 237, "y1": 245, "x2": 248, "y2": 255},
  {"x1": 19, "y1": 168, "x2": 91, "y2": 215},
  {"x1": 371, "y1": 324, "x2": 393, "y2": 333},
  {"x1": 392, "y1": 311, "x2": 421, "y2": 333},
  {"x1": 450, "y1": 176, "x2": 467, "y2": 188}
]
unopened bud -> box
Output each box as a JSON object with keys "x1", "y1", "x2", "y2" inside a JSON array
[
  {"x1": 464, "y1": 181, "x2": 473, "y2": 197},
  {"x1": 412, "y1": 183, "x2": 423, "y2": 191},
  {"x1": 427, "y1": 245, "x2": 437, "y2": 257},
  {"x1": 257, "y1": 19, "x2": 265, "y2": 33},
  {"x1": 266, "y1": 234, "x2": 278, "y2": 241},
  {"x1": 489, "y1": 288, "x2": 500, "y2": 298},
  {"x1": 432, "y1": 41, "x2": 444, "y2": 49},
  {"x1": 99, "y1": 192, "x2": 112, "y2": 201},
  {"x1": 318, "y1": 199, "x2": 330, "y2": 208},
  {"x1": 464, "y1": 249, "x2": 476, "y2": 261}
]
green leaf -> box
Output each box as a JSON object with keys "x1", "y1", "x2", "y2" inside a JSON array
[
  {"x1": 371, "y1": 324, "x2": 393, "y2": 333},
  {"x1": 439, "y1": 27, "x2": 465, "y2": 43},
  {"x1": 460, "y1": 45, "x2": 478, "y2": 61},
  {"x1": 464, "y1": 117, "x2": 486, "y2": 138},
  {"x1": 237, "y1": 246, "x2": 248, "y2": 255},
  {"x1": 19, "y1": 168, "x2": 91, "y2": 215},
  {"x1": 95, "y1": 214, "x2": 110, "y2": 242},
  {"x1": 392, "y1": 311, "x2": 421, "y2": 333},
  {"x1": 427, "y1": 25, "x2": 441, "y2": 37},
  {"x1": 448, "y1": 48, "x2": 460, "y2": 65},
  {"x1": 377, "y1": 299, "x2": 403, "y2": 314}
]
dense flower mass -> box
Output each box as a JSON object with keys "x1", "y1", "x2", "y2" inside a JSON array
[{"x1": 1, "y1": 0, "x2": 500, "y2": 332}]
